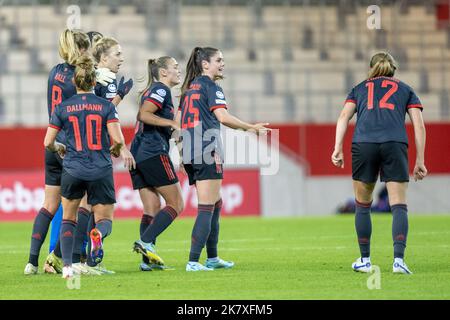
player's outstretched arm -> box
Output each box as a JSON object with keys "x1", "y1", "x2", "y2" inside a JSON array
[
  {"x1": 213, "y1": 108, "x2": 270, "y2": 135},
  {"x1": 138, "y1": 101, "x2": 180, "y2": 131},
  {"x1": 408, "y1": 107, "x2": 427, "y2": 181},
  {"x1": 331, "y1": 101, "x2": 356, "y2": 168},
  {"x1": 107, "y1": 122, "x2": 136, "y2": 171},
  {"x1": 44, "y1": 127, "x2": 66, "y2": 158}
]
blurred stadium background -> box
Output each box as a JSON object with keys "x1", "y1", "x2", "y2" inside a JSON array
[{"x1": 0, "y1": 0, "x2": 449, "y2": 221}]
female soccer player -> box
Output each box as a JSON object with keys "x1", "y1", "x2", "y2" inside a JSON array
[
  {"x1": 331, "y1": 51, "x2": 427, "y2": 275},
  {"x1": 24, "y1": 29, "x2": 90, "y2": 275},
  {"x1": 180, "y1": 47, "x2": 270, "y2": 271},
  {"x1": 130, "y1": 56, "x2": 184, "y2": 271},
  {"x1": 69, "y1": 35, "x2": 133, "y2": 274},
  {"x1": 43, "y1": 32, "x2": 119, "y2": 276},
  {"x1": 92, "y1": 36, "x2": 133, "y2": 105},
  {"x1": 44, "y1": 54, "x2": 135, "y2": 278}
]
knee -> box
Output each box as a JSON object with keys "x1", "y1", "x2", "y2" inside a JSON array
[
  {"x1": 144, "y1": 202, "x2": 161, "y2": 215},
  {"x1": 42, "y1": 201, "x2": 60, "y2": 215},
  {"x1": 166, "y1": 198, "x2": 184, "y2": 216},
  {"x1": 175, "y1": 198, "x2": 184, "y2": 215}
]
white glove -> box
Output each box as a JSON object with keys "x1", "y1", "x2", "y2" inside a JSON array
[{"x1": 95, "y1": 67, "x2": 116, "y2": 86}]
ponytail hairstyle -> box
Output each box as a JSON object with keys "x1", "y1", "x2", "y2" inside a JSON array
[
  {"x1": 58, "y1": 29, "x2": 90, "y2": 65},
  {"x1": 368, "y1": 51, "x2": 398, "y2": 79},
  {"x1": 138, "y1": 56, "x2": 173, "y2": 103},
  {"x1": 180, "y1": 46, "x2": 221, "y2": 96},
  {"x1": 74, "y1": 54, "x2": 96, "y2": 91},
  {"x1": 86, "y1": 31, "x2": 104, "y2": 48},
  {"x1": 91, "y1": 37, "x2": 119, "y2": 63}
]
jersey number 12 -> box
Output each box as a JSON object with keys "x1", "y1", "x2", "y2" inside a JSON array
[{"x1": 365, "y1": 79, "x2": 398, "y2": 110}]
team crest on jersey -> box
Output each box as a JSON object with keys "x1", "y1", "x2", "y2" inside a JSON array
[
  {"x1": 216, "y1": 91, "x2": 225, "y2": 99},
  {"x1": 157, "y1": 89, "x2": 167, "y2": 97},
  {"x1": 108, "y1": 83, "x2": 117, "y2": 93}
]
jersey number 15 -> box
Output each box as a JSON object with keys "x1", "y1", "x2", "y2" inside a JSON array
[{"x1": 365, "y1": 79, "x2": 398, "y2": 110}]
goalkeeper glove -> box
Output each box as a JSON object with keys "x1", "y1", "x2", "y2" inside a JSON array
[
  {"x1": 117, "y1": 76, "x2": 134, "y2": 99},
  {"x1": 95, "y1": 67, "x2": 116, "y2": 86}
]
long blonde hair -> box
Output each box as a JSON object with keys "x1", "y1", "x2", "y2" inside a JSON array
[
  {"x1": 368, "y1": 52, "x2": 397, "y2": 79},
  {"x1": 74, "y1": 54, "x2": 96, "y2": 91},
  {"x1": 58, "y1": 29, "x2": 90, "y2": 65},
  {"x1": 92, "y1": 37, "x2": 119, "y2": 63}
]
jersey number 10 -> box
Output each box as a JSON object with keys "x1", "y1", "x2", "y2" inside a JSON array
[
  {"x1": 69, "y1": 115, "x2": 103, "y2": 151},
  {"x1": 365, "y1": 79, "x2": 398, "y2": 110}
]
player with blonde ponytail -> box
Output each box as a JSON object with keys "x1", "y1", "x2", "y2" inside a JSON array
[
  {"x1": 130, "y1": 56, "x2": 184, "y2": 271},
  {"x1": 332, "y1": 51, "x2": 427, "y2": 275},
  {"x1": 24, "y1": 29, "x2": 90, "y2": 275},
  {"x1": 44, "y1": 54, "x2": 135, "y2": 278}
]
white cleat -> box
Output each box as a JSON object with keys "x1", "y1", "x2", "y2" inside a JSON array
[
  {"x1": 186, "y1": 261, "x2": 213, "y2": 272},
  {"x1": 72, "y1": 263, "x2": 89, "y2": 275},
  {"x1": 62, "y1": 266, "x2": 74, "y2": 279},
  {"x1": 24, "y1": 263, "x2": 38, "y2": 275},
  {"x1": 393, "y1": 259, "x2": 413, "y2": 275},
  {"x1": 352, "y1": 257, "x2": 372, "y2": 273}
]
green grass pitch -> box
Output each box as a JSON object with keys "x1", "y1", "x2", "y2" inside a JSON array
[{"x1": 1, "y1": 215, "x2": 449, "y2": 300}]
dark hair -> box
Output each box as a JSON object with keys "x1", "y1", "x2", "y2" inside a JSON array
[
  {"x1": 74, "y1": 54, "x2": 96, "y2": 91},
  {"x1": 138, "y1": 56, "x2": 173, "y2": 102},
  {"x1": 87, "y1": 31, "x2": 103, "y2": 47},
  {"x1": 180, "y1": 47, "x2": 220, "y2": 96}
]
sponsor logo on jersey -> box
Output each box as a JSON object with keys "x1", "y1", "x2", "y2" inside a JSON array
[
  {"x1": 108, "y1": 83, "x2": 117, "y2": 93},
  {"x1": 215, "y1": 99, "x2": 227, "y2": 105},
  {"x1": 150, "y1": 93, "x2": 165, "y2": 103},
  {"x1": 216, "y1": 91, "x2": 225, "y2": 99},
  {"x1": 157, "y1": 89, "x2": 167, "y2": 97}
]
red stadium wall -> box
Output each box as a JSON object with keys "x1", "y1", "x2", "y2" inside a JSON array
[
  {"x1": 275, "y1": 123, "x2": 450, "y2": 176},
  {"x1": 1, "y1": 123, "x2": 448, "y2": 220},
  {"x1": 0, "y1": 123, "x2": 449, "y2": 174},
  {"x1": 0, "y1": 170, "x2": 260, "y2": 221}
]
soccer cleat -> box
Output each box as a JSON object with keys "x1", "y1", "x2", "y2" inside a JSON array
[
  {"x1": 140, "y1": 262, "x2": 174, "y2": 271},
  {"x1": 44, "y1": 251, "x2": 63, "y2": 274},
  {"x1": 186, "y1": 262, "x2": 214, "y2": 272},
  {"x1": 24, "y1": 263, "x2": 38, "y2": 275},
  {"x1": 89, "y1": 263, "x2": 115, "y2": 275},
  {"x1": 205, "y1": 257, "x2": 235, "y2": 269},
  {"x1": 393, "y1": 260, "x2": 413, "y2": 275},
  {"x1": 72, "y1": 262, "x2": 90, "y2": 275},
  {"x1": 133, "y1": 240, "x2": 164, "y2": 266},
  {"x1": 90, "y1": 228, "x2": 104, "y2": 265},
  {"x1": 62, "y1": 266, "x2": 73, "y2": 279},
  {"x1": 352, "y1": 257, "x2": 372, "y2": 273},
  {"x1": 139, "y1": 262, "x2": 153, "y2": 272}
]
